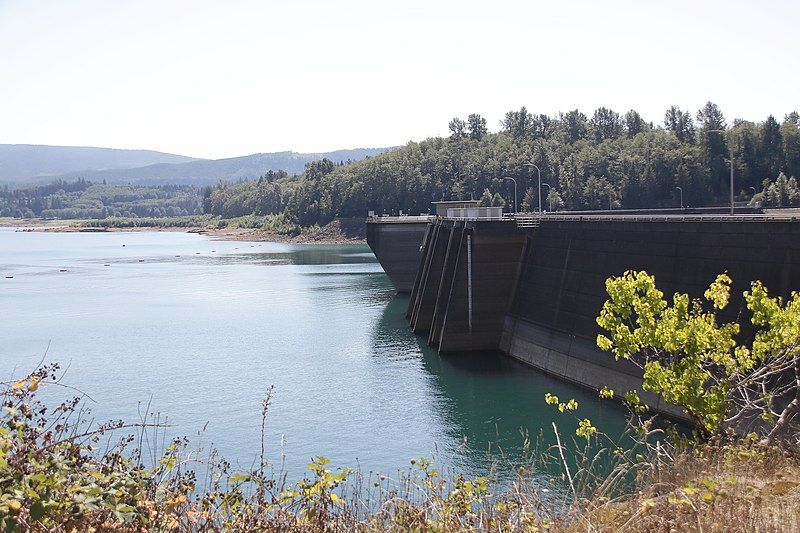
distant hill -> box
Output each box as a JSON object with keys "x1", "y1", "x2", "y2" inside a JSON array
[
  {"x1": 1, "y1": 145, "x2": 391, "y2": 186},
  {"x1": 49, "y1": 149, "x2": 391, "y2": 185},
  {"x1": 0, "y1": 144, "x2": 200, "y2": 185}
]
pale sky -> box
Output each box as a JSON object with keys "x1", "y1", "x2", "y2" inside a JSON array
[{"x1": 1, "y1": 0, "x2": 798, "y2": 159}]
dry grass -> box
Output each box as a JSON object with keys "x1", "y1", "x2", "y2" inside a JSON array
[{"x1": 570, "y1": 443, "x2": 800, "y2": 532}]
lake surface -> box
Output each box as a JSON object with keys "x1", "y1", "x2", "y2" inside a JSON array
[{"x1": 1, "y1": 228, "x2": 626, "y2": 481}]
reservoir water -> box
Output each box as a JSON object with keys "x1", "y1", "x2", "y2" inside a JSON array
[{"x1": 1, "y1": 228, "x2": 626, "y2": 481}]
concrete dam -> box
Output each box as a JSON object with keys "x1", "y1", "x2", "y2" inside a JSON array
[{"x1": 366, "y1": 210, "x2": 800, "y2": 416}]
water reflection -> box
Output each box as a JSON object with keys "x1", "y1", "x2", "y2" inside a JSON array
[{"x1": 371, "y1": 294, "x2": 630, "y2": 478}]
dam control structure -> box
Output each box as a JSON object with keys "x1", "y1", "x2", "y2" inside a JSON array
[{"x1": 367, "y1": 209, "x2": 800, "y2": 417}]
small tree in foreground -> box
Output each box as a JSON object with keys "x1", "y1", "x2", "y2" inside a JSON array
[{"x1": 595, "y1": 271, "x2": 800, "y2": 444}]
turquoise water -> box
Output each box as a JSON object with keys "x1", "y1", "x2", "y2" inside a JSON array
[{"x1": 0, "y1": 228, "x2": 626, "y2": 480}]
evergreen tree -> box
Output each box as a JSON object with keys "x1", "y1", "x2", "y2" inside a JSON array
[
  {"x1": 781, "y1": 117, "x2": 800, "y2": 179},
  {"x1": 760, "y1": 115, "x2": 783, "y2": 179},
  {"x1": 696, "y1": 102, "x2": 728, "y2": 194},
  {"x1": 501, "y1": 106, "x2": 532, "y2": 138},
  {"x1": 448, "y1": 118, "x2": 467, "y2": 139},
  {"x1": 479, "y1": 188, "x2": 493, "y2": 207},
  {"x1": 590, "y1": 107, "x2": 623, "y2": 142},
  {"x1": 491, "y1": 192, "x2": 506, "y2": 208},
  {"x1": 624, "y1": 110, "x2": 646, "y2": 138},
  {"x1": 664, "y1": 105, "x2": 695, "y2": 143},
  {"x1": 521, "y1": 187, "x2": 535, "y2": 212},
  {"x1": 531, "y1": 114, "x2": 555, "y2": 139},
  {"x1": 546, "y1": 188, "x2": 565, "y2": 211},
  {"x1": 467, "y1": 114, "x2": 488, "y2": 140},
  {"x1": 765, "y1": 172, "x2": 800, "y2": 207},
  {"x1": 562, "y1": 109, "x2": 589, "y2": 143}
]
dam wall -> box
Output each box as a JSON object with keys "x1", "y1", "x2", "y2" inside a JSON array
[
  {"x1": 368, "y1": 213, "x2": 800, "y2": 417},
  {"x1": 501, "y1": 216, "x2": 800, "y2": 415},
  {"x1": 405, "y1": 219, "x2": 527, "y2": 352},
  {"x1": 365, "y1": 217, "x2": 430, "y2": 292}
]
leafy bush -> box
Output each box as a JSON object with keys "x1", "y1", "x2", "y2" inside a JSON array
[{"x1": 596, "y1": 271, "x2": 800, "y2": 444}]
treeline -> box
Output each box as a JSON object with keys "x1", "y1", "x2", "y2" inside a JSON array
[
  {"x1": 201, "y1": 169, "x2": 290, "y2": 218},
  {"x1": 0, "y1": 179, "x2": 202, "y2": 219},
  {"x1": 14, "y1": 103, "x2": 797, "y2": 224},
  {"x1": 205, "y1": 103, "x2": 800, "y2": 225}
]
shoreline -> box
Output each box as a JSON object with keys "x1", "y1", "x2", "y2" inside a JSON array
[{"x1": 7, "y1": 222, "x2": 367, "y2": 245}]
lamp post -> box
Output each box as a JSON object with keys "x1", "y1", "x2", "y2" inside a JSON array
[
  {"x1": 501, "y1": 176, "x2": 518, "y2": 213},
  {"x1": 541, "y1": 183, "x2": 552, "y2": 212},
  {"x1": 675, "y1": 186, "x2": 683, "y2": 209},
  {"x1": 708, "y1": 129, "x2": 734, "y2": 215},
  {"x1": 524, "y1": 162, "x2": 543, "y2": 214}
]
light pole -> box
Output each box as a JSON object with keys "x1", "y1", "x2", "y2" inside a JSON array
[
  {"x1": 501, "y1": 176, "x2": 518, "y2": 213},
  {"x1": 524, "y1": 162, "x2": 542, "y2": 214},
  {"x1": 675, "y1": 186, "x2": 683, "y2": 209},
  {"x1": 542, "y1": 183, "x2": 552, "y2": 212},
  {"x1": 708, "y1": 129, "x2": 734, "y2": 215}
]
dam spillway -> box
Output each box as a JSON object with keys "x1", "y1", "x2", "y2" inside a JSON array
[{"x1": 367, "y1": 212, "x2": 800, "y2": 416}]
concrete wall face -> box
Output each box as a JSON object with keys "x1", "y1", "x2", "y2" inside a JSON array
[
  {"x1": 509, "y1": 220, "x2": 800, "y2": 343},
  {"x1": 406, "y1": 220, "x2": 527, "y2": 352},
  {"x1": 501, "y1": 219, "x2": 800, "y2": 418},
  {"x1": 366, "y1": 222, "x2": 428, "y2": 293},
  {"x1": 368, "y1": 216, "x2": 800, "y2": 420}
]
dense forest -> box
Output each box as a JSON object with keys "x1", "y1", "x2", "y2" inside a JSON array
[
  {"x1": 206, "y1": 102, "x2": 800, "y2": 226},
  {"x1": 0, "y1": 179, "x2": 202, "y2": 219},
  {"x1": 6, "y1": 103, "x2": 800, "y2": 226}
]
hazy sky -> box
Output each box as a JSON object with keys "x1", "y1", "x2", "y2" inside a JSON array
[{"x1": 1, "y1": 0, "x2": 798, "y2": 159}]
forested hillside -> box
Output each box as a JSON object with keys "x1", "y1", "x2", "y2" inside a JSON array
[
  {"x1": 7, "y1": 103, "x2": 799, "y2": 226},
  {"x1": 207, "y1": 103, "x2": 800, "y2": 226},
  {"x1": 0, "y1": 179, "x2": 201, "y2": 219}
]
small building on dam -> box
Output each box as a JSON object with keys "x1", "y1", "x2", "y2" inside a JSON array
[{"x1": 366, "y1": 208, "x2": 800, "y2": 418}]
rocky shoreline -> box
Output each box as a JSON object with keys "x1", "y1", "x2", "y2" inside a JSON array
[{"x1": 7, "y1": 218, "x2": 368, "y2": 245}]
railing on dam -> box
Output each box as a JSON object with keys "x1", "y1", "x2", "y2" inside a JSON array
[
  {"x1": 367, "y1": 208, "x2": 800, "y2": 226},
  {"x1": 514, "y1": 214, "x2": 542, "y2": 228},
  {"x1": 444, "y1": 207, "x2": 504, "y2": 220},
  {"x1": 366, "y1": 214, "x2": 434, "y2": 224}
]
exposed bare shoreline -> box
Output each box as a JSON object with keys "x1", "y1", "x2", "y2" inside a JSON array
[{"x1": 5, "y1": 221, "x2": 367, "y2": 245}]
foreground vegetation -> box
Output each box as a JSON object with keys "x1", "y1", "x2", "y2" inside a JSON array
[
  {"x1": 3, "y1": 272, "x2": 799, "y2": 531},
  {"x1": 3, "y1": 366, "x2": 798, "y2": 531}
]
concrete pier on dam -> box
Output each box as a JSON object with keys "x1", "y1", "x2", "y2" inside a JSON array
[{"x1": 366, "y1": 210, "x2": 800, "y2": 417}]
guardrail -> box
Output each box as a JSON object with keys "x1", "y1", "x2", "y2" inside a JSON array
[
  {"x1": 366, "y1": 215, "x2": 434, "y2": 223},
  {"x1": 367, "y1": 211, "x2": 800, "y2": 225},
  {"x1": 514, "y1": 214, "x2": 542, "y2": 228},
  {"x1": 445, "y1": 207, "x2": 504, "y2": 220}
]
